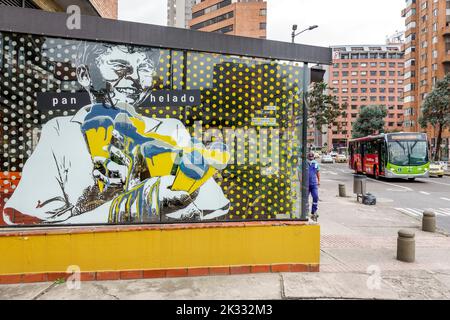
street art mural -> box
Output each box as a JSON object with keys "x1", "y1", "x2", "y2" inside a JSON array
[{"x1": 0, "y1": 32, "x2": 304, "y2": 226}]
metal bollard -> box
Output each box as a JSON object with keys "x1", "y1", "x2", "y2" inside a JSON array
[
  {"x1": 397, "y1": 230, "x2": 415, "y2": 263},
  {"x1": 422, "y1": 210, "x2": 436, "y2": 233},
  {"x1": 338, "y1": 184, "x2": 346, "y2": 197}
]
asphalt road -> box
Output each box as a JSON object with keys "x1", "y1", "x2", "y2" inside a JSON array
[{"x1": 319, "y1": 162, "x2": 450, "y2": 234}]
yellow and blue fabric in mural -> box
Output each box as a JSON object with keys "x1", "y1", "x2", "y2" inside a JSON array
[{"x1": 81, "y1": 103, "x2": 231, "y2": 219}]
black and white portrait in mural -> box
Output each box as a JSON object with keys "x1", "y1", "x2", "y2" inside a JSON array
[{"x1": 3, "y1": 42, "x2": 231, "y2": 225}]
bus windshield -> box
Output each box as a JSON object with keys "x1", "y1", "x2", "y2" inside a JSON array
[{"x1": 388, "y1": 140, "x2": 428, "y2": 166}]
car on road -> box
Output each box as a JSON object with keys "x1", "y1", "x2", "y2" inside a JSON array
[
  {"x1": 321, "y1": 154, "x2": 334, "y2": 164},
  {"x1": 429, "y1": 162, "x2": 445, "y2": 178},
  {"x1": 335, "y1": 154, "x2": 347, "y2": 163},
  {"x1": 330, "y1": 151, "x2": 338, "y2": 159}
]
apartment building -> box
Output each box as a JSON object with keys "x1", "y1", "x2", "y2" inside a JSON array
[
  {"x1": 402, "y1": 0, "x2": 450, "y2": 159},
  {"x1": 167, "y1": 0, "x2": 197, "y2": 28},
  {"x1": 328, "y1": 45, "x2": 405, "y2": 150},
  {"x1": 0, "y1": 0, "x2": 118, "y2": 19},
  {"x1": 188, "y1": 0, "x2": 267, "y2": 39}
]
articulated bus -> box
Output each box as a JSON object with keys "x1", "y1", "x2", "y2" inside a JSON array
[{"x1": 348, "y1": 133, "x2": 430, "y2": 180}]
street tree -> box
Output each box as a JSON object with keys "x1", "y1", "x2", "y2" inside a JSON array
[
  {"x1": 352, "y1": 105, "x2": 387, "y2": 138},
  {"x1": 419, "y1": 74, "x2": 450, "y2": 161},
  {"x1": 308, "y1": 82, "x2": 345, "y2": 133}
]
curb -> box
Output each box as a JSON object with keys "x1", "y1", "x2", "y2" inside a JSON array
[{"x1": 0, "y1": 264, "x2": 320, "y2": 285}]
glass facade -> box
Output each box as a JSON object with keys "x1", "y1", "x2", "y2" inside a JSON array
[{"x1": 0, "y1": 32, "x2": 305, "y2": 226}]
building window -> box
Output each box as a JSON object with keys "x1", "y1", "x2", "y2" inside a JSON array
[
  {"x1": 260, "y1": 9, "x2": 267, "y2": 16},
  {"x1": 214, "y1": 25, "x2": 234, "y2": 34},
  {"x1": 260, "y1": 22, "x2": 266, "y2": 30},
  {"x1": 192, "y1": 0, "x2": 232, "y2": 19},
  {"x1": 191, "y1": 11, "x2": 234, "y2": 30}
]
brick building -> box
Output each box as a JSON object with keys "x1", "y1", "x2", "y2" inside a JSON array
[
  {"x1": 188, "y1": 0, "x2": 267, "y2": 39},
  {"x1": 402, "y1": 0, "x2": 450, "y2": 160},
  {"x1": 0, "y1": 0, "x2": 118, "y2": 19},
  {"x1": 328, "y1": 45, "x2": 405, "y2": 151}
]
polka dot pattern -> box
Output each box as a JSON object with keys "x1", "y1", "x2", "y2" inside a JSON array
[{"x1": 0, "y1": 32, "x2": 305, "y2": 221}]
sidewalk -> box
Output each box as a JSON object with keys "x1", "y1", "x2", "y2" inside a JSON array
[{"x1": 1, "y1": 180, "x2": 450, "y2": 300}]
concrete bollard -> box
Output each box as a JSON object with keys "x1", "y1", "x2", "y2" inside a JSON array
[
  {"x1": 397, "y1": 230, "x2": 415, "y2": 263},
  {"x1": 422, "y1": 210, "x2": 436, "y2": 233},
  {"x1": 338, "y1": 184, "x2": 346, "y2": 197}
]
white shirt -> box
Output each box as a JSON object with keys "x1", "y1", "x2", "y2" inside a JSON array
[{"x1": 4, "y1": 105, "x2": 230, "y2": 225}]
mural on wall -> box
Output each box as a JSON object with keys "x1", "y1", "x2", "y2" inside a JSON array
[
  {"x1": 2, "y1": 41, "x2": 231, "y2": 225},
  {"x1": 0, "y1": 32, "x2": 304, "y2": 226}
]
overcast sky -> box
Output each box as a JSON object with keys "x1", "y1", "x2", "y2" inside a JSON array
[{"x1": 119, "y1": 0, "x2": 405, "y2": 47}]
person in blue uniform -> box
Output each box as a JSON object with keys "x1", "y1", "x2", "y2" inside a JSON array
[{"x1": 307, "y1": 152, "x2": 320, "y2": 221}]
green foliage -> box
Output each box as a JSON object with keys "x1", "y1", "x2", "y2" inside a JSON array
[
  {"x1": 419, "y1": 74, "x2": 450, "y2": 128},
  {"x1": 420, "y1": 73, "x2": 450, "y2": 160},
  {"x1": 352, "y1": 105, "x2": 387, "y2": 138},
  {"x1": 308, "y1": 82, "x2": 345, "y2": 133}
]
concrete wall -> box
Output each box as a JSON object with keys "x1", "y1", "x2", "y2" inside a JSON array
[{"x1": 0, "y1": 222, "x2": 320, "y2": 283}]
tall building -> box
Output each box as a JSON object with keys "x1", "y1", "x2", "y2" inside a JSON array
[
  {"x1": 188, "y1": 0, "x2": 267, "y2": 39},
  {"x1": 167, "y1": 0, "x2": 196, "y2": 28},
  {"x1": 0, "y1": 0, "x2": 118, "y2": 19},
  {"x1": 328, "y1": 45, "x2": 405, "y2": 150},
  {"x1": 402, "y1": 0, "x2": 450, "y2": 159}
]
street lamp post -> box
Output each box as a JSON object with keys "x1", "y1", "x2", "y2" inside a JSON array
[
  {"x1": 291, "y1": 24, "x2": 318, "y2": 221},
  {"x1": 291, "y1": 25, "x2": 318, "y2": 44}
]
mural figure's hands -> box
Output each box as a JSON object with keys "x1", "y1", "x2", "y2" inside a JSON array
[
  {"x1": 157, "y1": 175, "x2": 202, "y2": 220},
  {"x1": 92, "y1": 129, "x2": 139, "y2": 192},
  {"x1": 108, "y1": 175, "x2": 202, "y2": 223}
]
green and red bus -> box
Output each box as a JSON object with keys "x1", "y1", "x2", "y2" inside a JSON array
[{"x1": 349, "y1": 133, "x2": 430, "y2": 180}]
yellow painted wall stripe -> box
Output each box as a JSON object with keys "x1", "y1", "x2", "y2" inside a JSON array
[{"x1": 0, "y1": 224, "x2": 320, "y2": 275}]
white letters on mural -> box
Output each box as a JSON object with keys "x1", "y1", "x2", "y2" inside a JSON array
[{"x1": 66, "y1": 5, "x2": 81, "y2": 30}]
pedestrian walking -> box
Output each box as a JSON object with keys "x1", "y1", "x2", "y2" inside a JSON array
[{"x1": 299, "y1": 152, "x2": 321, "y2": 221}]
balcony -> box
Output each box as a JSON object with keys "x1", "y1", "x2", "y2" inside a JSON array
[
  {"x1": 443, "y1": 24, "x2": 450, "y2": 36},
  {"x1": 443, "y1": 50, "x2": 450, "y2": 64}
]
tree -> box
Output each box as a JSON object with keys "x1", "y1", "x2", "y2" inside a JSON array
[
  {"x1": 419, "y1": 74, "x2": 450, "y2": 161},
  {"x1": 352, "y1": 105, "x2": 387, "y2": 138},
  {"x1": 308, "y1": 82, "x2": 345, "y2": 133}
]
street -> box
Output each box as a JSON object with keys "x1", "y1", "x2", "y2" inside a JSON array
[{"x1": 319, "y1": 162, "x2": 450, "y2": 234}]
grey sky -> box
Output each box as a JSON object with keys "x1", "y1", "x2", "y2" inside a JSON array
[{"x1": 119, "y1": 0, "x2": 405, "y2": 47}]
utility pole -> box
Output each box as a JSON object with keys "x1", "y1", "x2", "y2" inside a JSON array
[{"x1": 292, "y1": 24, "x2": 318, "y2": 220}]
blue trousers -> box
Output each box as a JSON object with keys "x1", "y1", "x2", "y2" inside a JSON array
[{"x1": 309, "y1": 184, "x2": 319, "y2": 214}]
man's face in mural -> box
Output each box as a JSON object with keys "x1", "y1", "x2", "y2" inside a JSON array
[{"x1": 78, "y1": 45, "x2": 157, "y2": 107}]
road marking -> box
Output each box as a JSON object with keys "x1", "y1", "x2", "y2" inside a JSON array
[
  {"x1": 433, "y1": 209, "x2": 450, "y2": 216},
  {"x1": 386, "y1": 188, "x2": 408, "y2": 192},
  {"x1": 395, "y1": 208, "x2": 422, "y2": 217},
  {"x1": 424, "y1": 179, "x2": 450, "y2": 187},
  {"x1": 322, "y1": 170, "x2": 338, "y2": 175},
  {"x1": 368, "y1": 178, "x2": 413, "y2": 192},
  {"x1": 420, "y1": 191, "x2": 431, "y2": 195},
  {"x1": 394, "y1": 208, "x2": 450, "y2": 217},
  {"x1": 440, "y1": 197, "x2": 450, "y2": 202}
]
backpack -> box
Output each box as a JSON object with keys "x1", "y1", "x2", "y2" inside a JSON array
[{"x1": 362, "y1": 193, "x2": 377, "y2": 206}]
